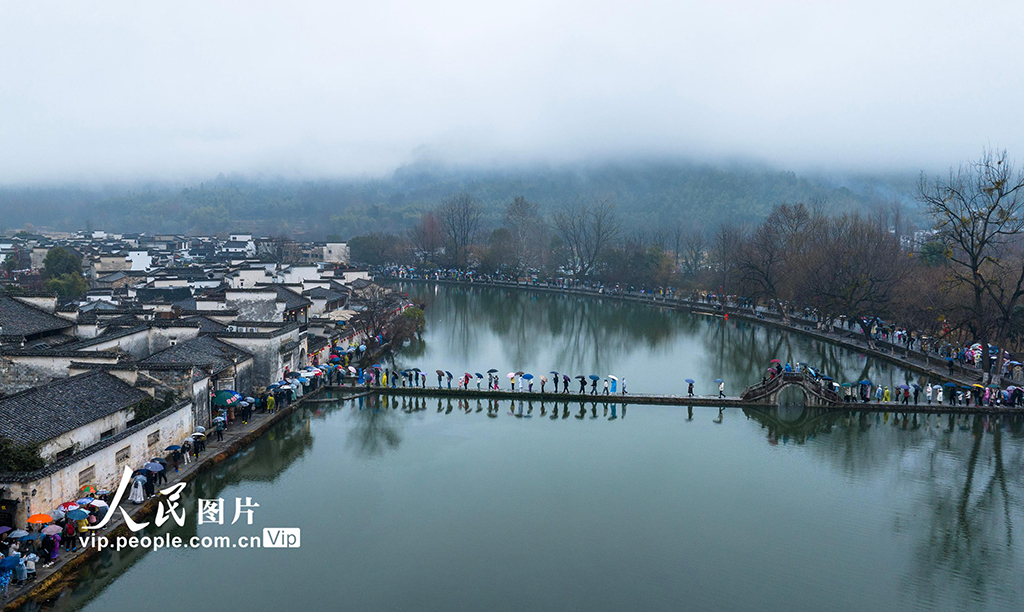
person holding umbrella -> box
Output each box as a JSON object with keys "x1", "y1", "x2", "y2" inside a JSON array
[
  {"x1": 686, "y1": 379, "x2": 695, "y2": 397},
  {"x1": 590, "y1": 376, "x2": 598, "y2": 395},
  {"x1": 578, "y1": 376, "x2": 586, "y2": 393},
  {"x1": 716, "y1": 379, "x2": 725, "y2": 398}
]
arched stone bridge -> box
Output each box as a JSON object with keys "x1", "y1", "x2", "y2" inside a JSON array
[{"x1": 740, "y1": 372, "x2": 840, "y2": 407}]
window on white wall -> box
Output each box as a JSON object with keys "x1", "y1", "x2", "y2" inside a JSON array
[{"x1": 79, "y1": 465, "x2": 96, "y2": 488}]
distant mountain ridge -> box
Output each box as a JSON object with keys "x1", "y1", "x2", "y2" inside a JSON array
[{"x1": 0, "y1": 161, "x2": 920, "y2": 238}]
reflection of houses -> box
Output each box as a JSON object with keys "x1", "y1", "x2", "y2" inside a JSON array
[{"x1": 0, "y1": 371, "x2": 192, "y2": 527}]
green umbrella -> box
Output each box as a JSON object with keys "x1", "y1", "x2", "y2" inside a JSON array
[{"x1": 212, "y1": 390, "x2": 242, "y2": 406}]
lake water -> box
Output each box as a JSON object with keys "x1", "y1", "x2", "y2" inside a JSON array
[{"x1": 18, "y1": 284, "x2": 1024, "y2": 612}]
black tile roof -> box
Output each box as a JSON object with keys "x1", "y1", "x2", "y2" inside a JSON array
[
  {"x1": 0, "y1": 295, "x2": 74, "y2": 342},
  {"x1": 135, "y1": 287, "x2": 193, "y2": 304},
  {"x1": 141, "y1": 335, "x2": 252, "y2": 374},
  {"x1": 305, "y1": 287, "x2": 346, "y2": 302},
  {"x1": 0, "y1": 371, "x2": 150, "y2": 445},
  {"x1": 270, "y1": 285, "x2": 312, "y2": 311}
]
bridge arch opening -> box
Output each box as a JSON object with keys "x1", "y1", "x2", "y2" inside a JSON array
[{"x1": 777, "y1": 385, "x2": 808, "y2": 413}]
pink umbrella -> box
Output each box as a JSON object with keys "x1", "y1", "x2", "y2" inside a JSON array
[{"x1": 41, "y1": 525, "x2": 62, "y2": 535}]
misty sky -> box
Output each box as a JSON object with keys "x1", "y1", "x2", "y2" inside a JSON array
[{"x1": 1, "y1": 0, "x2": 1021, "y2": 183}]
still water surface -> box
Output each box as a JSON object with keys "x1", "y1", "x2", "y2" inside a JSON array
[{"x1": 21, "y1": 285, "x2": 1024, "y2": 612}]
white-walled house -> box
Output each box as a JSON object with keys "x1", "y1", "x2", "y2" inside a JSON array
[{"x1": 0, "y1": 371, "x2": 193, "y2": 527}]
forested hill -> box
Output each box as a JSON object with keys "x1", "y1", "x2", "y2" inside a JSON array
[{"x1": 0, "y1": 161, "x2": 918, "y2": 238}]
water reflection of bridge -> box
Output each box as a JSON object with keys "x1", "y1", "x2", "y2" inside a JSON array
[{"x1": 328, "y1": 386, "x2": 1024, "y2": 414}]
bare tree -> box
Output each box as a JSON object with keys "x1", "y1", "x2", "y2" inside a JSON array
[
  {"x1": 350, "y1": 283, "x2": 404, "y2": 345},
  {"x1": 407, "y1": 211, "x2": 444, "y2": 265},
  {"x1": 552, "y1": 198, "x2": 621, "y2": 277},
  {"x1": 798, "y1": 213, "x2": 911, "y2": 346},
  {"x1": 732, "y1": 203, "x2": 815, "y2": 304},
  {"x1": 502, "y1": 196, "x2": 546, "y2": 275},
  {"x1": 678, "y1": 228, "x2": 707, "y2": 280},
  {"x1": 435, "y1": 193, "x2": 482, "y2": 269},
  {"x1": 917, "y1": 148, "x2": 1024, "y2": 381}
]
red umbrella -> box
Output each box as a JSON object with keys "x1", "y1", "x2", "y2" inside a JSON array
[{"x1": 57, "y1": 502, "x2": 79, "y2": 512}]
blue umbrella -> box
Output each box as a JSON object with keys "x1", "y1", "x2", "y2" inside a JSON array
[
  {"x1": 0, "y1": 557, "x2": 20, "y2": 571},
  {"x1": 67, "y1": 509, "x2": 89, "y2": 520},
  {"x1": 859, "y1": 380, "x2": 872, "y2": 385},
  {"x1": 19, "y1": 533, "x2": 38, "y2": 541},
  {"x1": 589, "y1": 375, "x2": 600, "y2": 381},
  {"x1": 165, "y1": 445, "x2": 181, "y2": 451},
  {"x1": 821, "y1": 376, "x2": 834, "y2": 381},
  {"x1": 549, "y1": 371, "x2": 559, "y2": 375},
  {"x1": 714, "y1": 378, "x2": 724, "y2": 383},
  {"x1": 943, "y1": 382, "x2": 957, "y2": 388},
  {"x1": 685, "y1": 378, "x2": 695, "y2": 383},
  {"x1": 445, "y1": 371, "x2": 453, "y2": 378},
  {"x1": 359, "y1": 344, "x2": 366, "y2": 351},
  {"x1": 475, "y1": 373, "x2": 483, "y2": 378},
  {"x1": 522, "y1": 374, "x2": 534, "y2": 380},
  {"x1": 897, "y1": 384, "x2": 910, "y2": 390}
]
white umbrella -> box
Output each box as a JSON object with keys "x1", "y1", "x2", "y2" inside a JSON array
[
  {"x1": 608, "y1": 375, "x2": 618, "y2": 381},
  {"x1": 194, "y1": 426, "x2": 207, "y2": 433}
]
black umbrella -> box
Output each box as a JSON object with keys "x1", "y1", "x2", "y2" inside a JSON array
[
  {"x1": 575, "y1": 375, "x2": 586, "y2": 380},
  {"x1": 435, "y1": 370, "x2": 444, "y2": 376},
  {"x1": 487, "y1": 368, "x2": 498, "y2": 373}
]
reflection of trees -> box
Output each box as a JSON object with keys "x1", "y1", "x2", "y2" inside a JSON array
[
  {"x1": 749, "y1": 406, "x2": 1024, "y2": 608},
  {"x1": 400, "y1": 283, "x2": 926, "y2": 392},
  {"x1": 405, "y1": 284, "x2": 683, "y2": 373},
  {"x1": 698, "y1": 317, "x2": 920, "y2": 389},
  {"x1": 900, "y1": 416, "x2": 1024, "y2": 609},
  {"x1": 346, "y1": 395, "x2": 402, "y2": 456}
]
